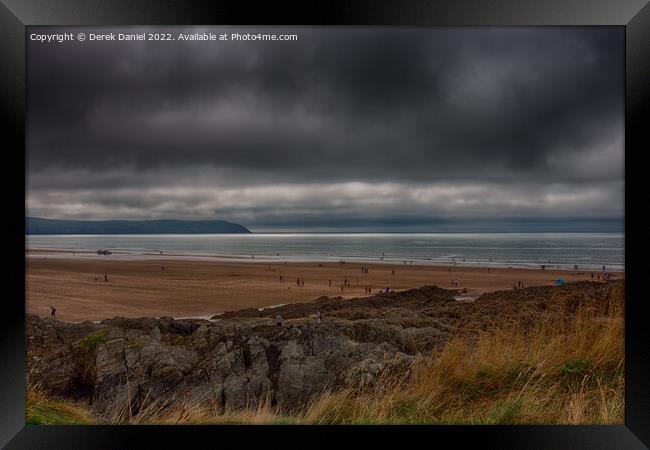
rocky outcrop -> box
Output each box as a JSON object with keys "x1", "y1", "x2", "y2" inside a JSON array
[{"x1": 26, "y1": 281, "x2": 623, "y2": 417}]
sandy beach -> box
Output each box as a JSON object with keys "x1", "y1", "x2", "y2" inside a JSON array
[{"x1": 25, "y1": 250, "x2": 622, "y2": 322}]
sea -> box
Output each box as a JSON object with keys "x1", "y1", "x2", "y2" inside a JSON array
[{"x1": 25, "y1": 233, "x2": 625, "y2": 271}]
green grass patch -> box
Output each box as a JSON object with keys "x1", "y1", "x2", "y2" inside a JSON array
[
  {"x1": 76, "y1": 330, "x2": 108, "y2": 353},
  {"x1": 485, "y1": 396, "x2": 524, "y2": 424},
  {"x1": 26, "y1": 390, "x2": 95, "y2": 425},
  {"x1": 561, "y1": 359, "x2": 591, "y2": 376}
]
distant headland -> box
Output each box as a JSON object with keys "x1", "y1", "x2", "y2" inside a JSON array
[{"x1": 25, "y1": 217, "x2": 251, "y2": 235}]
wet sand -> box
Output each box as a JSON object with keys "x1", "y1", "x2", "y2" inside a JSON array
[{"x1": 26, "y1": 253, "x2": 622, "y2": 322}]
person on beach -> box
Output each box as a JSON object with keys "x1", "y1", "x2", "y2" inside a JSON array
[
  {"x1": 275, "y1": 314, "x2": 284, "y2": 327},
  {"x1": 161, "y1": 265, "x2": 165, "y2": 272},
  {"x1": 301, "y1": 279, "x2": 305, "y2": 287},
  {"x1": 296, "y1": 278, "x2": 300, "y2": 286},
  {"x1": 329, "y1": 279, "x2": 332, "y2": 287},
  {"x1": 104, "y1": 274, "x2": 108, "y2": 282},
  {"x1": 279, "y1": 275, "x2": 283, "y2": 282},
  {"x1": 316, "y1": 310, "x2": 323, "y2": 324},
  {"x1": 50, "y1": 306, "x2": 56, "y2": 318},
  {"x1": 391, "y1": 269, "x2": 395, "y2": 276}
]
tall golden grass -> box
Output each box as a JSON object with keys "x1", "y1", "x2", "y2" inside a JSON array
[{"x1": 27, "y1": 282, "x2": 624, "y2": 425}]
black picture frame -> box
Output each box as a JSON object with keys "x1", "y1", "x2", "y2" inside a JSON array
[{"x1": 1, "y1": 1, "x2": 648, "y2": 448}]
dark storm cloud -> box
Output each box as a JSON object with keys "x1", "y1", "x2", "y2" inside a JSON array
[{"x1": 26, "y1": 26, "x2": 624, "y2": 228}]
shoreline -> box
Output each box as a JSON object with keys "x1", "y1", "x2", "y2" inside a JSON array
[{"x1": 25, "y1": 247, "x2": 625, "y2": 272}]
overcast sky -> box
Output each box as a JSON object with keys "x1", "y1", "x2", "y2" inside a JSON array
[{"x1": 27, "y1": 27, "x2": 624, "y2": 232}]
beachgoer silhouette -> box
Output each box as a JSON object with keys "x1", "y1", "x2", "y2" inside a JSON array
[
  {"x1": 104, "y1": 274, "x2": 108, "y2": 282},
  {"x1": 316, "y1": 311, "x2": 322, "y2": 323},
  {"x1": 328, "y1": 279, "x2": 332, "y2": 286},
  {"x1": 275, "y1": 314, "x2": 284, "y2": 327},
  {"x1": 50, "y1": 306, "x2": 56, "y2": 318}
]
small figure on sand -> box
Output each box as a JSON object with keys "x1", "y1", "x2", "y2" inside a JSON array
[
  {"x1": 316, "y1": 310, "x2": 323, "y2": 324},
  {"x1": 50, "y1": 306, "x2": 56, "y2": 318},
  {"x1": 301, "y1": 278, "x2": 305, "y2": 287},
  {"x1": 279, "y1": 275, "x2": 283, "y2": 282},
  {"x1": 104, "y1": 274, "x2": 108, "y2": 282},
  {"x1": 328, "y1": 279, "x2": 332, "y2": 287},
  {"x1": 161, "y1": 265, "x2": 165, "y2": 272},
  {"x1": 296, "y1": 278, "x2": 300, "y2": 286},
  {"x1": 391, "y1": 269, "x2": 395, "y2": 276},
  {"x1": 275, "y1": 314, "x2": 284, "y2": 327}
]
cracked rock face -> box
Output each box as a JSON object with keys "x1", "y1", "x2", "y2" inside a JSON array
[
  {"x1": 26, "y1": 282, "x2": 621, "y2": 417},
  {"x1": 26, "y1": 315, "x2": 429, "y2": 416}
]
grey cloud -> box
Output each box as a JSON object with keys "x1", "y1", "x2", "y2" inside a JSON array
[{"x1": 26, "y1": 26, "x2": 624, "y2": 228}]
